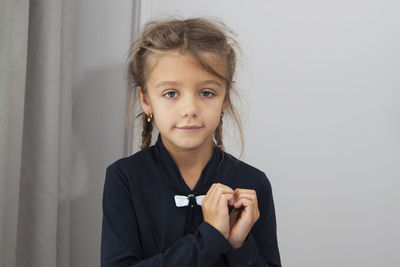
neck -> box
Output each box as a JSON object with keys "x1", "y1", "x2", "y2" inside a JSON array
[{"x1": 161, "y1": 135, "x2": 215, "y2": 174}]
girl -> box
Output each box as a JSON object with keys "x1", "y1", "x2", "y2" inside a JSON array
[{"x1": 101, "y1": 17, "x2": 281, "y2": 267}]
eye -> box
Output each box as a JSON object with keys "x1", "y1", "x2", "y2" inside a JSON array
[
  {"x1": 164, "y1": 91, "x2": 178, "y2": 98},
  {"x1": 201, "y1": 90, "x2": 215, "y2": 97}
]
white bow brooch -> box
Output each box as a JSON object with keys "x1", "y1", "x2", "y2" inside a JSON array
[{"x1": 174, "y1": 194, "x2": 206, "y2": 207}]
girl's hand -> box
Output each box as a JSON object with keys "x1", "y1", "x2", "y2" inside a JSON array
[
  {"x1": 228, "y1": 188, "x2": 260, "y2": 249},
  {"x1": 202, "y1": 183, "x2": 234, "y2": 239}
]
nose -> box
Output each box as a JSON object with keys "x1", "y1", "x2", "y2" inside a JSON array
[{"x1": 181, "y1": 95, "x2": 198, "y2": 118}]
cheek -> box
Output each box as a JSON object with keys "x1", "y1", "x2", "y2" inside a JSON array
[
  {"x1": 152, "y1": 103, "x2": 176, "y2": 126},
  {"x1": 204, "y1": 105, "x2": 223, "y2": 126}
]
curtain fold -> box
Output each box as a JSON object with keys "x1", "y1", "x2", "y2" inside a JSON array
[
  {"x1": 0, "y1": 0, "x2": 74, "y2": 266},
  {"x1": 0, "y1": 0, "x2": 30, "y2": 266}
]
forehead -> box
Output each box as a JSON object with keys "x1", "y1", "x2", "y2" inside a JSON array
[{"x1": 146, "y1": 51, "x2": 226, "y2": 87}]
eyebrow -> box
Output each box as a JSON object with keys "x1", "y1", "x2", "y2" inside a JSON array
[{"x1": 155, "y1": 80, "x2": 223, "y2": 89}]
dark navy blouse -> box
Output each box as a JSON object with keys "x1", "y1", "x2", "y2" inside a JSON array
[{"x1": 101, "y1": 133, "x2": 281, "y2": 266}]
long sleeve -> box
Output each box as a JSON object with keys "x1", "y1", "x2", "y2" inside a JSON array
[
  {"x1": 101, "y1": 163, "x2": 232, "y2": 267},
  {"x1": 223, "y1": 172, "x2": 282, "y2": 267}
]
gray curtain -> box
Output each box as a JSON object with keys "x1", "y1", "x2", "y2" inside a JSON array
[{"x1": 0, "y1": 0, "x2": 74, "y2": 266}]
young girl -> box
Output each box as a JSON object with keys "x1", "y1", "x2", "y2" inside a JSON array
[{"x1": 101, "y1": 17, "x2": 281, "y2": 267}]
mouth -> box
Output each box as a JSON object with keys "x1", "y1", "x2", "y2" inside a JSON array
[{"x1": 176, "y1": 125, "x2": 203, "y2": 130}]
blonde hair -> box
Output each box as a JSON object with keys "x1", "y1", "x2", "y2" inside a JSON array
[{"x1": 126, "y1": 16, "x2": 244, "y2": 157}]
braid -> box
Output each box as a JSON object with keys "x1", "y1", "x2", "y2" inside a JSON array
[
  {"x1": 215, "y1": 115, "x2": 224, "y2": 148},
  {"x1": 215, "y1": 115, "x2": 226, "y2": 168},
  {"x1": 140, "y1": 112, "x2": 153, "y2": 150}
]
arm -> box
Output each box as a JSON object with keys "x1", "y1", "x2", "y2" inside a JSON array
[
  {"x1": 101, "y1": 163, "x2": 232, "y2": 267},
  {"x1": 223, "y1": 173, "x2": 282, "y2": 267}
]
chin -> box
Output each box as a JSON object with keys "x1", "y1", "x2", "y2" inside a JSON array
[
  {"x1": 173, "y1": 138, "x2": 203, "y2": 150},
  {"x1": 170, "y1": 133, "x2": 210, "y2": 150}
]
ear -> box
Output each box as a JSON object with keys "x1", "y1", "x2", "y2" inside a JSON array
[{"x1": 138, "y1": 86, "x2": 152, "y2": 115}]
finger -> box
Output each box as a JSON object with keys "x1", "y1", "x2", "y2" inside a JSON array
[
  {"x1": 228, "y1": 194, "x2": 235, "y2": 206},
  {"x1": 203, "y1": 183, "x2": 217, "y2": 203},
  {"x1": 208, "y1": 183, "x2": 233, "y2": 207},
  {"x1": 229, "y1": 208, "x2": 241, "y2": 228},
  {"x1": 234, "y1": 192, "x2": 258, "y2": 204},
  {"x1": 215, "y1": 184, "x2": 234, "y2": 206},
  {"x1": 205, "y1": 183, "x2": 221, "y2": 203},
  {"x1": 234, "y1": 189, "x2": 258, "y2": 203},
  {"x1": 212, "y1": 185, "x2": 233, "y2": 207},
  {"x1": 234, "y1": 188, "x2": 257, "y2": 196},
  {"x1": 232, "y1": 197, "x2": 260, "y2": 225},
  {"x1": 233, "y1": 195, "x2": 257, "y2": 209},
  {"x1": 217, "y1": 191, "x2": 234, "y2": 209},
  {"x1": 233, "y1": 196, "x2": 260, "y2": 219},
  {"x1": 216, "y1": 183, "x2": 233, "y2": 193}
]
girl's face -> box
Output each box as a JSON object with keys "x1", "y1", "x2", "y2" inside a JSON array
[{"x1": 139, "y1": 52, "x2": 227, "y2": 152}]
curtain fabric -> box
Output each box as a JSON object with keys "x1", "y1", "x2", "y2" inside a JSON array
[{"x1": 0, "y1": 0, "x2": 74, "y2": 266}]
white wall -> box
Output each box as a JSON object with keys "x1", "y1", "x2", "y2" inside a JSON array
[
  {"x1": 147, "y1": 1, "x2": 400, "y2": 266},
  {"x1": 70, "y1": 0, "x2": 132, "y2": 266},
  {"x1": 70, "y1": 0, "x2": 400, "y2": 266}
]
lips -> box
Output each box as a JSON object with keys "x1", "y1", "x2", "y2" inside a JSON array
[{"x1": 176, "y1": 125, "x2": 202, "y2": 129}]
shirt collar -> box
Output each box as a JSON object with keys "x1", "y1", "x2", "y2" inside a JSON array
[{"x1": 153, "y1": 133, "x2": 225, "y2": 195}]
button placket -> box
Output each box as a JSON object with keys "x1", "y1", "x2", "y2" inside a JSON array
[{"x1": 188, "y1": 194, "x2": 195, "y2": 208}]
